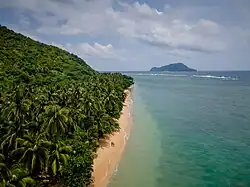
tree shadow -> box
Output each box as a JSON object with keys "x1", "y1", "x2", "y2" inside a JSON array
[{"x1": 98, "y1": 135, "x2": 111, "y2": 149}]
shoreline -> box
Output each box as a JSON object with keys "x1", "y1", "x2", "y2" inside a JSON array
[{"x1": 92, "y1": 87, "x2": 133, "y2": 187}]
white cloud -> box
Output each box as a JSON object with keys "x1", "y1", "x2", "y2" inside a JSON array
[
  {"x1": 13, "y1": 28, "x2": 41, "y2": 42},
  {"x1": 52, "y1": 42, "x2": 119, "y2": 59},
  {"x1": 1, "y1": 0, "x2": 250, "y2": 57},
  {"x1": 131, "y1": 2, "x2": 163, "y2": 16},
  {"x1": 70, "y1": 43, "x2": 114, "y2": 58},
  {"x1": 112, "y1": 3, "x2": 228, "y2": 53}
]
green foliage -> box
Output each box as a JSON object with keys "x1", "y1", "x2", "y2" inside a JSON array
[
  {"x1": 62, "y1": 141, "x2": 94, "y2": 187},
  {"x1": 0, "y1": 25, "x2": 134, "y2": 186}
]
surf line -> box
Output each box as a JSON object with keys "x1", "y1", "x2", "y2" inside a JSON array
[
  {"x1": 99, "y1": 97, "x2": 132, "y2": 185},
  {"x1": 99, "y1": 126, "x2": 129, "y2": 184}
]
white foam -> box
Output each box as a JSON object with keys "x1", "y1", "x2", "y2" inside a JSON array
[
  {"x1": 128, "y1": 73, "x2": 239, "y2": 80},
  {"x1": 192, "y1": 75, "x2": 239, "y2": 80},
  {"x1": 113, "y1": 165, "x2": 119, "y2": 176}
]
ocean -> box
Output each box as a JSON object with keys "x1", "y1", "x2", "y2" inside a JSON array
[{"x1": 108, "y1": 71, "x2": 250, "y2": 187}]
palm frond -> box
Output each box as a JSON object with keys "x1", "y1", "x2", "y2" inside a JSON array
[
  {"x1": 21, "y1": 176, "x2": 36, "y2": 185},
  {"x1": 10, "y1": 147, "x2": 25, "y2": 157},
  {"x1": 60, "y1": 145, "x2": 72, "y2": 153},
  {"x1": 59, "y1": 154, "x2": 68, "y2": 166},
  {"x1": 31, "y1": 154, "x2": 36, "y2": 172},
  {"x1": 0, "y1": 154, "x2": 5, "y2": 161},
  {"x1": 40, "y1": 140, "x2": 53, "y2": 148},
  {"x1": 52, "y1": 160, "x2": 57, "y2": 175}
]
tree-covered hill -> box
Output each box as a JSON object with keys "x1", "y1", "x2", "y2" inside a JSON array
[
  {"x1": 0, "y1": 25, "x2": 96, "y2": 91},
  {"x1": 0, "y1": 26, "x2": 133, "y2": 186}
]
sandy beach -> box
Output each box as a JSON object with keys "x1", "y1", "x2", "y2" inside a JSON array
[{"x1": 92, "y1": 87, "x2": 133, "y2": 187}]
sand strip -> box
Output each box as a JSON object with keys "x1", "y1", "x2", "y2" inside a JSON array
[{"x1": 92, "y1": 87, "x2": 133, "y2": 187}]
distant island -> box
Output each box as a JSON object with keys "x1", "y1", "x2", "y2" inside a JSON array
[{"x1": 150, "y1": 63, "x2": 197, "y2": 72}]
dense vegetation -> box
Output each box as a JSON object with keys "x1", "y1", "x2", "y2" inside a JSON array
[{"x1": 0, "y1": 26, "x2": 134, "y2": 186}]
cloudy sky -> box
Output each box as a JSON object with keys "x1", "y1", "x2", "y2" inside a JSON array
[{"x1": 1, "y1": 0, "x2": 250, "y2": 71}]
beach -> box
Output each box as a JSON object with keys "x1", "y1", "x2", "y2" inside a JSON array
[{"x1": 92, "y1": 87, "x2": 133, "y2": 187}]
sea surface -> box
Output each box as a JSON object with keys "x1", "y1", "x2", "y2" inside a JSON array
[{"x1": 108, "y1": 71, "x2": 250, "y2": 187}]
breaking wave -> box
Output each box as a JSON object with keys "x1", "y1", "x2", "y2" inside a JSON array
[
  {"x1": 125, "y1": 73, "x2": 240, "y2": 81},
  {"x1": 192, "y1": 75, "x2": 239, "y2": 81}
]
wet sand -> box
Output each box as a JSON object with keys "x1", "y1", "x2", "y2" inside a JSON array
[{"x1": 92, "y1": 87, "x2": 133, "y2": 187}]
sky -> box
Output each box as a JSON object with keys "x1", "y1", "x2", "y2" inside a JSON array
[{"x1": 0, "y1": 0, "x2": 250, "y2": 71}]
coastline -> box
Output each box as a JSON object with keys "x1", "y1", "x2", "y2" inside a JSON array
[{"x1": 92, "y1": 87, "x2": 133, "y2": 187}]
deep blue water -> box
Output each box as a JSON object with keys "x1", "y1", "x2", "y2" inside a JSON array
[{"x1": 109, "y1": 71, "x2": 250, "y2": 187}]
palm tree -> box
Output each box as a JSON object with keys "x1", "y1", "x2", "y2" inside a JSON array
[
  {"x1": 5, "y1": 166, "x2": 35, "y2": 187},
  {"x1": 12, "y1": 133, "x2": 49, "y2": 175},
  {"x1": 102, "y1": 88, "x2": 121, "y2": 118},
  {"x1": 39, "y1": 105, "x2": 70, "y2": 138},
  {"x1": 82, "y1": 94, "x2": 100, "y2": 116},
  {"x1": 68, "y1": 108, "x2": 85, "y2": 133},
  {"x1": 0, "y1": 153, "x2": 10, "y2": 185},
  {"x1": 0, "y1": 87, "x2": 33, "y2": 150},
  {"x1": 93, "y1": 111, "x2": 119, "y2": 138},
  {"x1": 0, "y1": 154, "x2": 35, "y2": 187},
  {"x1": 47, "y1": 142, "x2": 72, "y2": 176},
  {"x1": 1, "y1": 123, "x2": 29, "y2": 151},
  {"x1": 2, "y1": 87, "x2": 32, "y2": 125}
]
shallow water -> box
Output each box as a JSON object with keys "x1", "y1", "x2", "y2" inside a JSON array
[
  {"x1": 109, "y1": 71, "x2": 250, "y2": 187},
  {"x1": 108, "y1": 85, "x2": 162, "y2": 187}
]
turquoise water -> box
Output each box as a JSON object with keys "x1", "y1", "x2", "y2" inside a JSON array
[{"x1": 109, "y1": 71, "x2": 250, "y2": 187}]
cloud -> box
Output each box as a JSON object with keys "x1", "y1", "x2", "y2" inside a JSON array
[
  {"x1": 114, "y1": 3, "x2": 227, "y2": 53},
  {"x1": 34, "y1": 0, "x2": 233, "y2": 53},
  {"x1": 49, "y1": 0, "x2": 74, "y2": 4},
  {"x1": 1, "y1": 0, "x2": 249, "y2": 57},
  {"x1": 13, "y1": 29, "x2": 41, "y2": 42},
  {"x1": 131, "y1": 20, "x2": 226, "y2": 54},
  {"x1": 52, "y1": 42, "x2": 123, "y2": 60},
  {"x1": 119, "y1": 1, "x2": 163, "y2": 17},
  {"x1": 69, "y1": 43, "x2": 115, "y2": 58}
]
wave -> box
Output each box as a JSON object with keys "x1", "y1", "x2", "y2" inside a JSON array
[
  {"x1": 126, "y1": 73, "x2": 239, "y2": 81},
  {"x1": 192, "y1": 75, "x2": 239, "y2": 80}
]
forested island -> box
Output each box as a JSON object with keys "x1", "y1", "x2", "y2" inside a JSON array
[
  {"x1": 0, "y1": 26, "x2": 133, "y2": 186},
  {"x1": 150, "y1": 63, "x2": 197, "y2": 72}
]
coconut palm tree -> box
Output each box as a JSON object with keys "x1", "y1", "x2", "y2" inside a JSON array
[
  {"x1": 2, "y1": 87, "x2": 32, "y2": 124},
  {"x1": 39, "y1": 105, "x2": 70, "y2": 138},
  {"x1": 0, "y1": 153, "x2": 10, "y2": 185},
  {"x1": 47, "y1": 142, "x2": 72, "y2": 176},
  {"x1": 0, "y1": 154, "x2": 35, "y2": 187},
  {"x1": 93, "y1": 111, "x2": 119, "y2": 138},
  {"x1": 5, "y1": 166, "x2": 35, "y2": 187},
  {"x1": 0, "y1": 87, "x2": 34, "y2": 150},
  {"x1": 12, "y1": 133, "x2": 49, "y2": 175}
]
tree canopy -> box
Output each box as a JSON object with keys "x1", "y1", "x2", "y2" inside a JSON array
[{"x1": 0, "y1": 25, "x2": 134, "y2": 186}]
